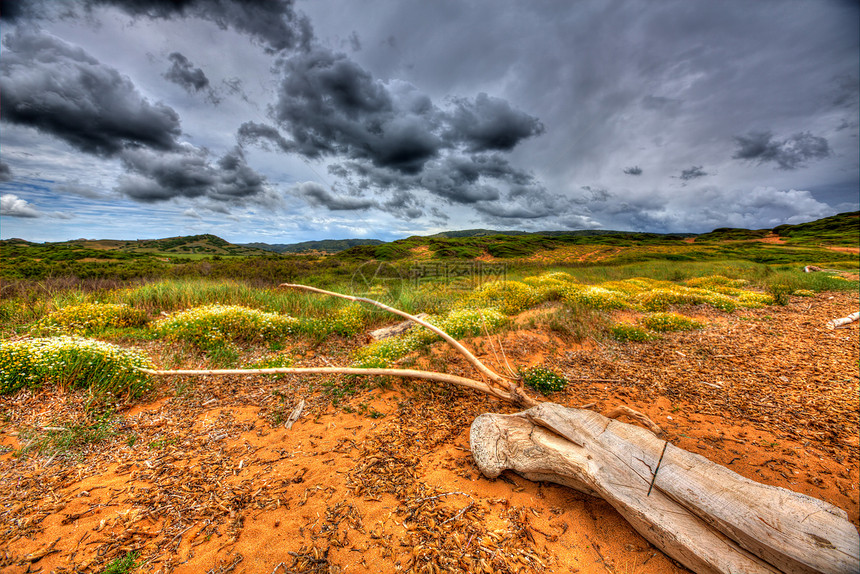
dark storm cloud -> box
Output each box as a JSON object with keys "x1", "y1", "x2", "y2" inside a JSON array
[
  {"x1": 118, "y1": 146, "x2": 266, "y2": 202},
  {"x1": 82, "y1": 0, "x2": 313, "y2": 53},
  {"x1": 0, "y1": 29, "x2": 181, "y2": 156},
  {"x1": 623, "y1": 166, "x2": 643, "y2": 175},
  {"x1": 164, "y1": 52, "x2": 210, "y2": 92},
  {"x1": 444, "y1": 93, "x2": 545, "y2": 152},
  {"x1": 238, "y1": 122, "x2": 295, "y2": 153},
  {"x1": 678, "y1": 165, "x2": 709, "y2": 181},
  {"x1": 295, "y1": 182, "x2": 376, "y2": 210},
  {"x1": 0, "y1": 162, "x2": 12, "y2": 182},
  {"x1": 236, "y1": 43, "x2": 549, "y2": 214},
  {"x1": 268, "y1": 46, "x2": 443, "y2": 173},
  {"x1": 732, "y1": 131, "x2": 832, "y2": 170}
]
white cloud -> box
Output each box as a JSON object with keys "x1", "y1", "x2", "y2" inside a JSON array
[{"x1": 0, "y1": 193, "x2": 41, "y2": 218}]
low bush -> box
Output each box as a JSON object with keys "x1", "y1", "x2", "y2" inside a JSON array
[
  {"x1": 609, "y1": 323, "x2": 658, "y2": 342},
  {"x1": 638, "y1": 312, "x2": 704, "y2": 332},
  {"x1": 0, "y1": 336, "x2": 153, "y2": 400},
  {"x1": 29, "y1": 303, "x2": 148, "y2": 336},
  {"x1": 468, "y1": 281, "x2": 541, "y2": 314},
  {"x1": 562, "y1": 285, "x2": 631, "y2": 311},
  {"x1": 153, "y1": 305, "x2": 300, "y2": 350},
  {"x1": 520, "y1": 365, "x2": 568, "y2": 394}
]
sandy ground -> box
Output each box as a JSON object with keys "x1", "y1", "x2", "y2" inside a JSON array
[{"x1": 1, "y1": 290, "x2": 858, "y2": 573}]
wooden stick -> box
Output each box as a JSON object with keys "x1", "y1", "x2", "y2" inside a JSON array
[
  {"x1": 604, "y1": 405, "x2": 664, "y2": 436},
  {"x1": 136, "y1": 366, "x2": 518, "y2": 403},
  {"x1": 278, "y1": 283, "x2": 537, "y2": 406}
]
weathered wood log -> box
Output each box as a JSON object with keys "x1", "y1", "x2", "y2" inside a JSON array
[
  {"x1": 370, "y1": 313, "x2": 429, "y2": 340},
  {"x1": 827, "y1": 312, "x2": 859, "y2": 329},
  {"x1": 470, "y1": 403, "x2": 860, "y2": 574}
]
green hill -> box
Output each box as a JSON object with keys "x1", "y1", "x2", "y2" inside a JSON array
[
  {"x1": 773, "y1": 211, "x2": 859, "y2": 247},
  {"x1": 242, "y1": 238, "x2": 384, "y2": 254}
]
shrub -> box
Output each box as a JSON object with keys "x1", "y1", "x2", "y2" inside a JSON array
[
  {"x1": 469, "y1": 281, "x2": 541, "y2": 314},
  {"x1": 793, "y1": 289, "x2": 815, "y2": 297},
  {"x1": 520, "y1": 366, "x2": 568, "y2": 394},
  {"x1": 30, "y1": 303, "x2": 148, "y2": 336},
  {"x1": 303, "y1": 303, "x2": 370, "y2": 338},
  {"x1": 638, "y1": 312, "x2": 703, "y2": 332},
  {"x1": 0, "y1": 336, "x2": 153, "y2": 399},
  {"x1": 632, "y1": 288, "x2": 704, "y2": 311},
  {"x1": 153, "y1": 304, "x2": 300, "y2": 350},
  {"x1": 562, "y1": 285, "x2": 631, "y2": 311},
  {"x1": 521, "y1": 272, "x2": 577, "y2": 300},
  {"x1": 610, "y1": 324, "x2": 658, "y2": 342},
  {"x1": 736, "y1": 291, "x2": 775, "y2": 307},
  {"x1": 685, "y1": 275, "x2": 748, "y2": 289},
  {"x1": 767, "y1": 284, "x2": 792, "y2": 306}
]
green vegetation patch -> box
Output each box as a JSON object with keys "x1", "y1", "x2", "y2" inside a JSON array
[
  {"x1": 468, "y1": 280, "x2": 541, "y2": 314},
  {"x1": 352, "y1": 307, "x2": 506, "y2": 368},
  {"x1": 29, "y1": 303, "x2": 148, "y2": 336},
  {"x1": 609, "y1": 323, "x2": 658, "y2": 342},
  {"x1": 153, "y1": 304, "x2": 300, "y2": 350},
  {"x1": 520, "y1": 366, "x2": 568, "y2": 394},
  {"x1": 0, "y1": 336, "x2": 153, "y2": 399},
  {"x1": 638, "y1": 312, "x2": 704, "y2": 332},
  {"x1": 562, "y1": 285, "x2": 631, "y2": 311}
]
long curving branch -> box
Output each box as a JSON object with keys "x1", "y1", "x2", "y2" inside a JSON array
[{"x1": 278, "y1": 283, "x2": 537, "y2": 406}]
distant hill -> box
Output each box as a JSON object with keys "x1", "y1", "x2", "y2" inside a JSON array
[
  {"x1": 425, "y1": 228, "x2": 693, "y2": 239},
  {"x1": 242, "y1": 238, "x2": 384, "y2": 254},
  {"x1": 6, "y1": 234, "x2": 271, "y2": 257},
  {"x1": 693, "y1": 211, "x2": 859, "y2": 246},
  {"x1": 693, "y1": 228, "x2": 772, "y2": 242},
  {"x1": 773, "y1": 211, "x2": 859, "y2": 247}
]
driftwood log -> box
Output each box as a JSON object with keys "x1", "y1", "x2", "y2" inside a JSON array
[
  {"x1": 827, "y1": 312, "x2": 859, "y2": 329},
  {"x1": 471, "y1": 403, "x2": 860, "y2": 574}
]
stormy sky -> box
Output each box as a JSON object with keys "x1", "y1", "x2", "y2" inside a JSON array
[{"x1": 1, "y1": 0, "x2": 857, "y2": 243}]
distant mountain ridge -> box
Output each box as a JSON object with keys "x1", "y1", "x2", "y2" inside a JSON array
[
  {"x1": 241, "y1": 238, "x2": 384, "y2": 253},
  {"x1": 3, "y1": 211, "x2": 856, "y2": 254}
]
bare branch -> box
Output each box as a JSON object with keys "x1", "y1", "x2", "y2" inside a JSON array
[
  {"x1": 278, "y1": 283, "x2": 538, "y2": 406},
  {"x1": 136, "y1": 366, "x2": 522, "y2": 404}
]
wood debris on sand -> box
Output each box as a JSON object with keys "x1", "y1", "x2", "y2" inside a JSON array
[{"x1": 0, "y1": 290, "x2": 857, "y2": 573}]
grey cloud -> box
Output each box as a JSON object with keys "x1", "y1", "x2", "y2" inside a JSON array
[
  {"x1": 444, "y1": 93, "x2": 545, "y2": 152},
  {"x1": 165, "y1": 52, "x2": 210, "y2": 92},
  {"x1": 84, "y1": 0, "x2": 313, "y2": 53},
  {"x1": 678, "y1": 165, "x2": 709, "y2": 180},
  {"x1": 349, "y1": 31, "x2": 362, "y2": 52},
  {"x1": 295, "y1": 182, "x2": 376, "y2": 210},
  {"x1": 382, "y1": 191, "x2": 423, "y2": 219},
  {"x1": 270, "y1": 47, "x2": 441, "y2": 172},
  {"x1": 0, "y1": 30, "x2": 182, "y2": 156},
  {"x1": 238, "y1": 122, "x2": 295, "y2": 153},
  {"x1": 241, "y1": 44, "x2": 547, "y2": 216},
  {"x1": 623, "y1": 166, "x2": 643, "y2": 175},
  {"x1": 0, "y1": 162, "x2": 12, "y2": 182},
  {"x1": 832, "y1": 74, "x2": 859, "y2": 109},
  {"x1": 1, "y1": 194, "x2": 41, "y2": 218},
  {"x1": 641, "y1": 95, "x2": 682, "y2": 113},
  {"x1": 118, "y1": 146, "x2": 267, "y2": 202},
  {"x1": 732, "y1": 131, "x2": 831, "y2": 170},
  {"x1": 581, "y1": 185, "x2": 611, "y2": 201}
]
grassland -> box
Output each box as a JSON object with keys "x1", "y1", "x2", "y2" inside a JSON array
[{"x1": 0, "y1": 213, "x2": 857, "y2": 572}]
